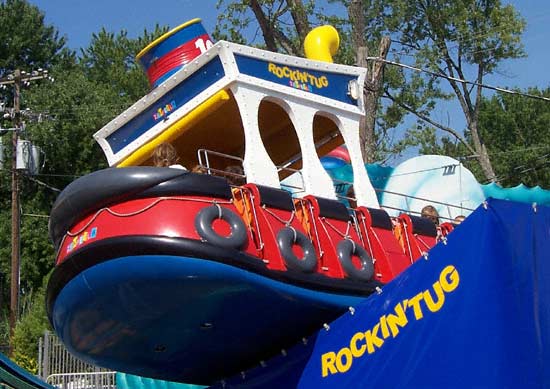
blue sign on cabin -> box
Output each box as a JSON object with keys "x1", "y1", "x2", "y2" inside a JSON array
[
  {"x1": 105, "y1": 56, "x2": 225, "y2": 154},
  {"x1": 234, "y1": 54, "x2": 358, "y2": 106}
]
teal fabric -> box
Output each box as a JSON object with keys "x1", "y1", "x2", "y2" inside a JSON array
[
  {"x1": 115, "y1": 372, "x2": 205, "y2": 389},
  {"x1": 482, "y1": 182, "x2": 550, "y2": 206},
  {"x1": 325, "y1": 163, "x2": 394, "y2": 202}
]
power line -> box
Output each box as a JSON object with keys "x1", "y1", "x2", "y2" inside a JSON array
[
  {"x1": 487, "y1": 145, "x2": 550, "y2": 157},
  {"x1": 21, "y1": 213, "x2": 49, "y2": 219},
  {"x1": 23, "y1": 175, "x2": 60, "y2": 193},
  {"x1": 367, "y1": 56, "x2": 550, "y2": 102},
  {"x1": 484, "y1": 152, "x2": 550, "y2": 184}
]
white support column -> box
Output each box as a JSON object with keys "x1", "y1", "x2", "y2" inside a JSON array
[
  {"x1": 230, "y1": 85, "x2": 280, "y2": 188},
  {"x1": 338, "y1": 116, "x2": 380, "y2": 208},
  {"x1": 287, "y1": 103, "x2": 337, "y2": 200}
]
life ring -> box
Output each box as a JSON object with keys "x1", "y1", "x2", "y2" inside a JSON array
[
  {"x1": 194, "y1": 204, "x2": 247, "y2": 250},
  {"x1": 337, "y1": 239, "x2": 374, "y2": 281},
  {"x1": 277, "y1": 227, "x2": 317, "y2": 272}
]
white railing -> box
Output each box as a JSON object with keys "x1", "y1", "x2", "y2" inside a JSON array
[
  {"x1": 195, "y1": 148, "x2": 475, "y2": 221},
  {"x1": 39, "y1": 331, "x2": 116, "y2": 389},
  {"x1": 46, "y1": 372, "x2": 116, "y2": 389}
]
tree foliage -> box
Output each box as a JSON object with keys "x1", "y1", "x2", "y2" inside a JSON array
[
  {"x1": 80, "y1": 25, "x2": 168, "y2": 102},
  {"x1": 407, "y1": 87, "x2": 550, "y2": 187},
  {"x1": 0, "y1": 0, "x2": 73, "y2": 75},
  {"x1": 12, "y1": 283, "x2": 50, "y2": 374},
  {"x1": 380, "y1": 0, "x2": 525, "y2": 181},
  {"x1": 476, "y1": 88, "x2": 550, "y2": 187},
  {"x1": 0, "y1": 1, "x2": 166, "y2": 360}
]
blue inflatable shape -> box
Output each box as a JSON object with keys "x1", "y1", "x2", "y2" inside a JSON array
[{"x1": 320, "y1": 156, "x2": 347, "y2": 170}]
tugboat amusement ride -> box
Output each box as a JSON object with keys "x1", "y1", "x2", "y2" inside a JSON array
[{"x1": 46, "y1": 19, "x2": 452, "y2": 384}]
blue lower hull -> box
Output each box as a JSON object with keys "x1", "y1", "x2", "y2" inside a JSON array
[{"x1": 51, "y1": 255, "x2": 366, "y2": 384}]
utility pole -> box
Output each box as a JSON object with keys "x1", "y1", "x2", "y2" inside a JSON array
[
  {"x1": 9, "y1": 70, "x2": 20, "y2": 347},
  {"x1": 0, "y1": 69, "x2": 52, "y2": 351}
]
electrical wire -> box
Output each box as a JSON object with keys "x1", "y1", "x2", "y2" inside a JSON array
[
  {"x1": 484, "y1": 153, "x2": 550, "y2": 184},
  {"x1": 22, "y1": 175, "x2": 60, "y2": 192},
  {"x1": 367, "y1": 56, "x2": 550, "y2": 103}
]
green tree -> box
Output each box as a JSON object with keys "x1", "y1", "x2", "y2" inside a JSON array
[
  {"x1": 15, "y1": 28, "x2": 167, "y2": 292},
  {"x1": 0, "y1": 0, "x2": 73, "y2": 75},
  {"x1": 0, "y1": 0, "x2": 73, "y2": 350},
  {"x1": 80, "y1": 26, "x2": 168, "y2": 102},
  {"x1": 381, "y1": 0, "x2": 525, "y2": 181},
  {"x1": 12, "y1": 282, "x2": 50, "y2": 373},
  {"x1": 0, "y1": 10, "x2": 167, "y2": 354},
  {"x1": 476, "y1": 88, "x2": 550, "y2": 187},
  {"x1": 408, "y1": 88, "x2": 550, "y2": 188}
]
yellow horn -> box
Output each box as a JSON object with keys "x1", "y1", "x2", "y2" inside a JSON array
[{"x1": 304, "y1": 25, "x2": 340, "y2": 63}]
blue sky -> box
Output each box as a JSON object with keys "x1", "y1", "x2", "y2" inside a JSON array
[{"x1": 27, "y1": 0, "x2": 549, "y2": 91}]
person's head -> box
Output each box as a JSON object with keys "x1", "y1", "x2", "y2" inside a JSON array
[
  {"x1": 421, "y1": 205, "x2": 439, "y2": 225},
  {"x1": 224, "y1": 165, "x2": 245, "y2": 186},
  {"x1": 153, "y1": 142, "x2": 179, "y2": 167},
  {"x1": 453, "y1": 215, "x2": 466, "y2": 225},
  {"x1": 191, "y1": 164, "x2": 205, "y2": 174}
]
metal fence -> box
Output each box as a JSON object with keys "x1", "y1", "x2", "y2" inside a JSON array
[{"x1": 38, "y1": 331, "x2": 116, "y2": 389}]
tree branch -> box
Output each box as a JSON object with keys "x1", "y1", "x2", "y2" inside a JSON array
[
  {"x1": 249, "y1": 0, "x2": 278, "y2": 51},
  {"x1": 286, "y1": 0, "x2": 310, "y2": 44},
  {"x1": 423, "y1": 8, "x2": 474, "y2": 116},
  {"x1": 348, "y1": 0, "x2": 366, "y2": 49},
  {"x1": 384, "y1": 88, "x2": 476, "y2": 155},
  {"x1": 272, "y1": 28, "x2": 298, "y2": 54}
]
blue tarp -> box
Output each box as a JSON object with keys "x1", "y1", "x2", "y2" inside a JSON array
[{"x1": 212, "y1": 198, "x2": 550, "y2": 388}]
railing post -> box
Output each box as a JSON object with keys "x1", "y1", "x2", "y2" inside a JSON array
[{"x1": 43, "y1": 330, "x2": 50, "y2": 379}]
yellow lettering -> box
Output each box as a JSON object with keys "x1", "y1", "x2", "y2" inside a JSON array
[
  {"x1": 407, "y1": 292, "x2": 425, "y2": 320},
  {"x1": 440, "y1": 265, "x2": 460, "y2": 292},
  {"x1": 268, "y1": 63, "x2": 276, "y2": 74},
  {"x1": 320, "y1": 76, "x2": 329, "y2": 87},
  {"x1": 299, "y1": 70, "x2": 308, "y2": 83},
  {"x1": 282, "y1": 66, "x2": 290, "y2": 77},
  {"x1": 335, "y1": 347, "x2": 353, "y2": 373},
  {"x1": 386, "y1": 302, "x2": 409, "y2": 337},
  {"x1": 379, "y1": 315, "x2": 390, "y2": 339},
  {"x1": 289, "y1": 69, "x2": 297, "y2": 81},
  {"x1": 312, "y1": 76, "x2": 321, "y2": 88},
  {"x1": 364, "y1": 323, "x2": 384, "y2": 353},
  {"x1": 350, "y1": 332, "x2": 366, "y2": 357},
  {"x1": 321, "y1": 351, "x2": 337, "y2": 377},
  {"x1": 320, "y1": 264, "x2": 461, "y2": 378},
  {"x1": 423, "y1": 281, "x2": 445, "y2": 312}
]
